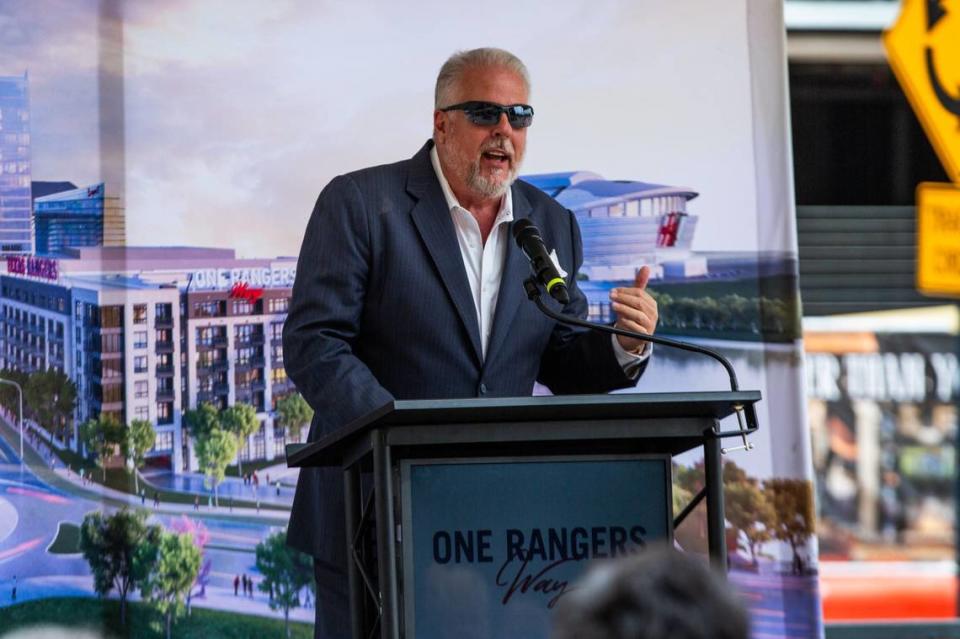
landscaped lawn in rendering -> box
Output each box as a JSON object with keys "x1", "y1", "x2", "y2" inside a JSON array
[{"x1": 0, "y1": 598, "x2": 313, "y2": 638}]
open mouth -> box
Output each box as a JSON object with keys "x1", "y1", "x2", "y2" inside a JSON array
[{"x1": 481, "y1": 149, "x2": 511, "y2": 166}]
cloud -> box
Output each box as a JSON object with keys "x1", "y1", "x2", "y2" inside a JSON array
[{"x1": 3, "y1": 0, "x2": 767, "y2": 256}]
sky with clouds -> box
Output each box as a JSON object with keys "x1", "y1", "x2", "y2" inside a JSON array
[{"x1": 0, "y1": 0, "x2": 788, "y2": 257}]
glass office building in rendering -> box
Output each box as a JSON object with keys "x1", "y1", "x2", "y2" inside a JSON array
[{"x1": 0, "y1": 74, "x2": 32, "y2": 255}]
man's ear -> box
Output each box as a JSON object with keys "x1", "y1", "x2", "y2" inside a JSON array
[{"x1": 433, "y1": 110, "x2": 446, "y2": 141}]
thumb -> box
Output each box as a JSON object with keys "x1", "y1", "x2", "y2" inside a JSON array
[{"x1": 635, "y1": 265, "x2": 651, "y2": 290}]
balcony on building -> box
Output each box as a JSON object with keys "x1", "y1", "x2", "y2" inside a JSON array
[
  {"x1": 235, "y1": 354, "x2": 265, "y2": 371},
  {"x1": 235, "y1": 332, "x2": 265, "y2": 347},
  {"x1": 155, "y1": 363, "x2": 175, "y2": 376},
  {"x1": 197, "y1": 359, "x2": 229, "y2": 374}
]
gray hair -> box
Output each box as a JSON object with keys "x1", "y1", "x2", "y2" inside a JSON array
[{"x1": 434, "y1": 48, "x2": 530, "y2": 109}]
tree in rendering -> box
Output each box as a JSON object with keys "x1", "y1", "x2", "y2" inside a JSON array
[
  {"x1": 723, "y1": 461, "x2": 776, "y2": 567},
  {"x1": 183, "y1": 401, "x2": 220, "y2": 440},
  {"x1": 24, "y1": 368, "x2": 76, "y2": 443},
  {"x1": 255, "y1": 530, "x2": 314, "y2": 638},
  {"x1": 0, "y1": 368, "x2": 28, "y2": 417},
  {"x1": 79, "y1": 414, "x2": 124, "y2": 481},
  {"x1": 220, "y1": 402, "x2": 259, "y2": 476},
  {"x1": 169, "y1": 515, "x2": 211, "y2": 616},
  {"x1": 763, "y1": 477, "x2": 816, "y2": 575},
  {"x1": 142, "y1": 530, "x2": 201, "y2": 639},
  {"x1": 79, "y1": 509, "x2": 162, "y2": 626},
  {"x1": 194, "y1": 426, "x2": 238, "y2": 507},
  {"x1": 123, "y1": 418, "x2": 156, "y2": 495},
  {"x1": 275, "y1": 392, "x2": 313, "y2": 444}
]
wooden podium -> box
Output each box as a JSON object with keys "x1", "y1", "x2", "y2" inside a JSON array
[{"x1": 287, "y1": 391, "x2": 761, "y2": 639}]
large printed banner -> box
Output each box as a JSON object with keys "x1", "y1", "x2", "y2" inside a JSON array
[
  {"x1": 807, "y1": 332, "x2": 955, "y2": 557},
  {"x1": 0, "y1": 1, "x2": 819, "y2": 638}
]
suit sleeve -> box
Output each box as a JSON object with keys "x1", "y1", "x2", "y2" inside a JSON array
[
  {"x1": 283, "y1": 174, "x2": 394, "y2": 438},
  {"x1": 536, "y1": 210, "x2": 647, "y2": 394}
]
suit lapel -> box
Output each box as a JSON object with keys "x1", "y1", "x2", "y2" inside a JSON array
[
  {"x1": 484, "y1": 183, "x2": 533, "y2": 367},
  {"x1": 406, "y1": 143, "x2": 483, "y2": 364}
]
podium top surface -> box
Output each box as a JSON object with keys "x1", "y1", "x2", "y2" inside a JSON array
[{"x1": 287, "y1": 390, "x2": 760, "y2": 468}]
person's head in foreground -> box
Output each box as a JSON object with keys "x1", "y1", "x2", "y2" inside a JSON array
[{"x1": 553, "y1": 546, "x2": 751, "y2": 639}]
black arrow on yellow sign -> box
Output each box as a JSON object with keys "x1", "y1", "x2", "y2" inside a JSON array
[{"x1": 925, "y1": 0, "x2": 960, "y2": 119}]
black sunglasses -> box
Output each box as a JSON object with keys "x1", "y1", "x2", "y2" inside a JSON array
[{"x1": 440, "y1": 101, "x2": 534, "y2": 129}]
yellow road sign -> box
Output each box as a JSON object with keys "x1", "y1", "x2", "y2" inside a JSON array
[
  {"x1": 917, "y1": 182, "x2": 960, "y2": 294},
  {"x1": 885, "y1": 0, "x2": 960, "y2": 182}
]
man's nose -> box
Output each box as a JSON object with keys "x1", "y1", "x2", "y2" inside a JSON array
[{"x1": 492, "y1": 112, "x2": 512, "y2": 136}]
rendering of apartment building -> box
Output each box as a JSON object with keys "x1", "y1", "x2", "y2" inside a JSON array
[{"x1": 0, "y1": 246, "x2": 297, "y2": 473}]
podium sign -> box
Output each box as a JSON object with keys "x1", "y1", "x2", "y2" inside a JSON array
[{"x1": 400, "y1": 456, "x2": 671, "y2": 639}]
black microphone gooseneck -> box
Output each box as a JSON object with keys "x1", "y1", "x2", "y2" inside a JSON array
[{"x1": 513, "y1": 221, "x2": 758, "y2": 451}]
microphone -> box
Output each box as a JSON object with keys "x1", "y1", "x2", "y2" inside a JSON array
[
  {"x1": 512, "y1": 219, "x2": 570, "y2": 304},
  {"x1": 520, "y1": 274, "x2": 759, "y2": 453}
]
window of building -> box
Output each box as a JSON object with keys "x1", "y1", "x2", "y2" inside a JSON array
[
  {"x1": 134, "y1": 405, "x2": 149, "y2": 420},
  {"x1": 253, "y1": 428, "x2": 266, "y2": 459},
  {"x1": 237, "y1": 346, "x2": 256, "y2": 365},
  {"x1": 271, "y1": 344, "x2": 283, "y2": 362},
  {"x1": 193, "y1": 300, "x2": 223, "y2": 318},
  {"x1": 102, "y1": 384, "x2": 123, "y2": 403},
  {"x1": 134, "y1": 355, "x2": 148, "y2": 373},
  {"x1": 156, "y1": 328, "x2": 172, "y2": 345},
  {"x1": 101, "y1": 359, "x2": 123, "y2": 378},
  {"x1": 133, "y1": 331, "x2": 148, "y2": 349},
  {"x1": 100, "y1": 306, "x2": 123, "y2": 328},
  {"x1": 268, "y1": 298, "x2": 289, "y2": 314},
  {"x1": 134, "y1": 380, "x2": 149, "y2": 398},
  {"x1": 155, "y1": 303, "x2": 172, "y2": 322},
  {"x1": 100, "y1": 333, "x2": 123, "y2": 353},
  {"x1": 153, "y1": 431, "x2": 173, "y2": 452},
  {"x1": 133, "y1": 304, "x2": 147, "y2": 324},
  {"x1": 271, "y1": 322, "x2": 284, "y2": 340},
  {"x1": 157, "y1": 402, "x2": 173, "y2": 425},
  {"x1": 271, "y1": 367, "x2": 287, "y2": 384},
  {"x1": 232, "y1": 299, "x2": 253, "y2": 315}
]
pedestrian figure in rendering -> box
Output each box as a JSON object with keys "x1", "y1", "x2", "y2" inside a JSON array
[
  {"x1": 153, "y1": 491, "x2": 160, "y2": 508},
  {"x1": 140, "y1": 488, "x2": 145, "y2": 506},
  {"x1": 11, "y1": 575, "x2": 16, "y2": 602},
  {"x1": 234, "y1": 574, "x2": 240, "y2": 596},
  {"x1": 552, "y1": 546, "x2": 750, "y2": 639},
  {"x1": 194, "y1": 495, "x2": 199, "y2": 510}
]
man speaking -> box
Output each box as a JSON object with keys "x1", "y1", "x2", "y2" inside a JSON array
[{"x1": 283, "y1": 47, "x2": 659, "y2": 638}]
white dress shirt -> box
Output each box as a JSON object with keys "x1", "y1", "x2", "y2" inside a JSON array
[{"x1": 429, "y1": 146, "x2": 647, "y2": 373}]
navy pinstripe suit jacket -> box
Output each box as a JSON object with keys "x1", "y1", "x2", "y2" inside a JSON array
[{"x1": 284, "y1": 141, "x2": 642, "y2": 561}]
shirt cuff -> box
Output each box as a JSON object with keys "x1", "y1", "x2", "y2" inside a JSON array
[{"x1": 612, "y1": 333, "x2": 651, "y2": 379}]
